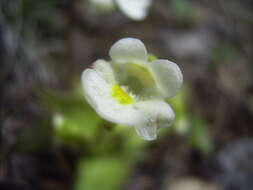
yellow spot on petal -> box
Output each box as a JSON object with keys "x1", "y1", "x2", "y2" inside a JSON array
[{"x1": 111, "y1": 85, "x2": 133, "y2": 105}]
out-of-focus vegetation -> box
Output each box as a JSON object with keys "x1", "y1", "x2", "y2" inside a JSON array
[
  {"x1": 1, "y1": 0, "x2": 253, "y2": 190},
  {"x1": 43, "y1": 85, "x2": 147, "y2": 190}
]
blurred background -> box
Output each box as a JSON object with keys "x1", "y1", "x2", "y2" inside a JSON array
[{"x1": 1, "y1": 0, "x2": 253, "y2": 189}]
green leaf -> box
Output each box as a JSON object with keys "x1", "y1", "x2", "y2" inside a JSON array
[
  {"x1": 170, "y1": 0, "x2": 194, "y2": 21},
  {"x1": 41, "y1": 90, "x2": 102, "y2": 145},
  {"x1": 188, "y1": 116, "x2": 213, "y2": 155},
  {"x1": 167, "y1": 86, "x2": 189, "y2": 134},
  {"x1": 75, "y1": 157, "x2": 128, "y2": 190},
  {"x1": 210, "y1": 44, "x2": 240, "y2": 67}
]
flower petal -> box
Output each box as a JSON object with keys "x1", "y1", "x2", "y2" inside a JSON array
[
  {"x1": 93, "y1": 59, "x2": 115, "y2": 84},
  {"x1": 116, "y1": 0, "x2": 152, "y2": 21},
  {"x1": 81, "y1": 69, "x2": 141, "y2": 126},
  {"x1": 136, "y1": 100, "x2": 175, "y2": 128},
  {"x1": 134, "y1": 100, "x2": 174, "y2": 140},
  {"x1": 148, "y1": 59, "x2": 183, "y2": 98},
  {"x1": 109, "y1": 38, "x2": 147, "y2": 63},
  {"x1": 134, "y1": 125, "x2": 157, "y2": 140}
]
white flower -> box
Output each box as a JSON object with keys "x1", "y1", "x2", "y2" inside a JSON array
[
  {"x1": 81, "y1": 38, "x2": 183, "y2": 140},
  {"x1": 115, "y1": 0, "x2": 152, "y2": 21},
  {"x1": 89, "y1": 0, "x2": 152, "y2": 21}
]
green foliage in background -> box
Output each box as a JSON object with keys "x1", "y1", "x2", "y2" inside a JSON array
[
  {"x1": 42, "y1": 82, "x2": 146, "y2": 190},
  {"x1": 168, "y1": 86, "x2": 213, "y2": 154},
  {"x1": 75, "y1": 158, "x2": 128, "y2": 190},
  {"x1": 42, "y1": 90, "x2": 102, "y2": 148},
  {"x1": 42, "y1": 81, "x2": 213, "y2": 190},
  {"x1": 188, "y1": 116, "x2": 213, "y2": 155},
  {"x1": 211, "y1": 44, "x2": 240, "y2": 67},
  {"x1": 170, "y1": 0, "x2": 195, "y2": 22}
]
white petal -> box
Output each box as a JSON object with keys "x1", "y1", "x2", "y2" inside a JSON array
[
  {"x1": 109, "y1": 38, "x2": 147, "y2": 63},
  {"x1": 81, "y1": 69, "x2": 141, "y2": 126},
  {"x1": 136, "y1": 100, "x2": 175, "y2": 128},
  {"x1": 93, "y1": 59, "x2": 115, "y2": 84},
  {"x1": 148, "y1": 59, "x2": 183, "y2": 98},
  {"x1": 134, "y1": 125, "x2": 157, "y2": 140},
  {"x1": 116, "y1": 0, "x2": 152, "y2": 21},
  {"x1": 134, "y1": 100, "x2": 174, "y2": 140}
]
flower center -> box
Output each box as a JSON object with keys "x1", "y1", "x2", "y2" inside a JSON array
[
  {"x1": 111, "y1": 85, "x2": 133, "y2": 105},
  {"x1": 125, "y1": 63, "x2": 155, "y2": 88}
]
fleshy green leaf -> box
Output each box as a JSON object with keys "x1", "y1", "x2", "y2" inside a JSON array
[
  {"x1": 75, "y1": 157, "x2": 128, "y2": 190},
  {"x1": 188, "y1": 116, "x2": 213, "y2": 155},
  {"x1": 41, "y1": 90, "x2": 102, "y2": 146}
]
